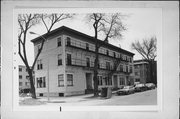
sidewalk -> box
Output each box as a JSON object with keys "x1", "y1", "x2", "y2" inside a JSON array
[{"x1": 19, "y1": 89, "x2": 157, "y2": 106}]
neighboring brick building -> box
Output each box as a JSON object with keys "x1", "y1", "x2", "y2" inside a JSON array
[
  {"x1": 134, "y1": 60, "x2": 157, "y2": 84},
  {"x1": 31, "y1": 26, "x2": 135, "y2": 97}
]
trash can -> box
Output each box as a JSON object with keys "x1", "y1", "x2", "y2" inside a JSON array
[
  {"x1": 101, "y1": 88, "x2": 108, "y2": 97},
  {"x1": 100, "y1": 87, "x2": 112, "y2": 99},
  {"x1": 106, "y1": 87, "x2": 112, "y2": 99}
]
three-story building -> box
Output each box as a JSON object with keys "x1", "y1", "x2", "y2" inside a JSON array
[
  {"x1": 31, "y1": 26, "x2": 135, "y2": 97},
  {"x1": 19, "y1": 65, "x2": 31, "y2": 92}
]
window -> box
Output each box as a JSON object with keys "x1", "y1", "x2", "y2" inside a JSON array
[
  {"x1": 67, "y1": 74, "x2": 73, "y2": 86},
  {"x1": 67, "y1": 54, "x2": 72, "y2": 65},
  {"x1": 57, "y1": 37, "x2": 61, "y2": 47},
  {"x1": 37, "y1": 77, "x2": 46, "y2": 88},
  {"x1": 135, "y1": 72, "x2": 139, "y2": 76},
  {"x1": 66, "y1": 37, "x2": 71, "y2": 46},
  {"x1": 86, "y1": 57, "x2": 90, "y2": 67},
  {"x1": 19, "y1": 67, "x2": 22, "y2": 72},
  {"x1": 113, "y1": 52, "x2": 116, "y2": 58},
  {"x1": 98, "y1": 76, "x2": 103, "y2": 85},
  {"x1": 37, "y1": 59, "x2": 43, "y2": 70},
  {"x1": 106, "y1": 50, "x2": 109, "y2": 56},
  {"x1": 58, "y1": 54, "x2": 62, "y2": 66},
  {"x1": 130, "y1": 65, "x2": 133, "y2": 73},
  {"x1": 106, "y1": 62, "x2": 110, "y2": 70},
  {"x1": 58, "y1": 74, "x2": 64, "y2": 87},
  {"x1": 86, "y1": 43, "x2": 89, "y2": 50},
  {"x1": 19, "y1": 82, "x2": 22, "y2": 86},
  {"x1": 19, "y1": 75, "x2": 22, "y2": 79},
  {"x1": 42, "y1": 77, "x2": 46, "y2": 87},
  {"x1": 120, "y1": 65, "x2": 123, "y2": 72},
  {"x1": 25, "y1": 82, "x2": 29, "y2": 86},
  {"x1": 26, "y1": 76, "x2": 29, "y2": 80},
  {"x1": 119, "y1": 77, "x2": 125, "y2": 85},
  {"x1": 126, "y1": 65, "x2": 129, "y2": 72},
  {"x1": 108, "y1": 77, "x2": 112, "y2": 85},
  {"x1": 104, "y1": 76, "x2": 112, "y2": 85},
  {"x1": 129, "y1": 57, "x2": 132, "y2": 63}
]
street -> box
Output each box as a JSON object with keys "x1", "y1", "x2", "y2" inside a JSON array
[{"x1": 19, "y1": 89, "x2": 157, "y2": 106}]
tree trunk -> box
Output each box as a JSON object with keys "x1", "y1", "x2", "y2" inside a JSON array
[
  {"x1": 28, "y1": 70, "x2": 36, "y2": 99},
  {"x1": 93, "y1": 45, "x2": 99, "y2": 97}
]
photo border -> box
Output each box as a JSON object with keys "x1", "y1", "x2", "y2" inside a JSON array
[
  {"x1": 13, "y1": 7, "x2": 162, "y2": 112},
  {"x1": 1, "y1": 1, "x2": 179, "y2": 119}
]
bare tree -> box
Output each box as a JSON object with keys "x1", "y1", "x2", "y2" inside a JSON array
[
  {"x1": 18, "y1": 13, "x2": 74, "y2": 99},
  {"x1": 131, "y1": 36, "x2": 157, "y2": 60},
  {"x1": 131, "y1": 36, "x2": 157, "y2": 84},
  {"x1": 40, "y1": 13, "x2": 74, "y2": 33},
  {"x1": 86, "y1": 13, "x2": 127, "y2": 96},
  {"x1": 18, "y1": 14, "x2": 41, "y2": 99}
]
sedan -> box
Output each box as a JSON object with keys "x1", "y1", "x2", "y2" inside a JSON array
[
  {"x1": 116, "y1": 86, "x2": 135, "y2": 95},
  {"x1": 145, "y1": 83, "x2": 156, "y2": 90},
  {"x1": 134, "y1": 83, "x2": 147, "y2": 92}
]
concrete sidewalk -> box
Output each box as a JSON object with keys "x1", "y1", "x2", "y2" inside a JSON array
[{"x1": 19, "y1": 89, "x2": 157, "y2": 106}]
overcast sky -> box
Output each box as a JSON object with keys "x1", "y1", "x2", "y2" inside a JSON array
[{"x1": 18, "y1": 8, "x2": 162, "y2": 66}]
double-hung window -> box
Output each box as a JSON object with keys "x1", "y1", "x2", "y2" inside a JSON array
[
  {"x1": 19, "y1": 68, "x2": 22, "y2": 72},
  {"x1": 67, "y1": 74, "x2": 73, "y2": 86},
  {"x1": 19, "y1": 75, "x2": 22, "y2": 79},
  {"x1": 37, "y1": 59, "x2": 43, "y2": 70},
  {"x1": 58, "y1": 74, "x2": 64, "y2": 87},
  {"x1": 58, "y1": 54, "x2": 62, "y2": 66},
  {"x1": 57, "y1": 37, "x2": 62, "y2": 47},
  {"x1": 37, "y1": 77, "x2": 46, "y2": 88}
]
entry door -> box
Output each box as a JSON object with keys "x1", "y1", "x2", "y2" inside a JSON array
[
  {"x1": 86, "y1": 73, "x2": 92, "y2": 89},
  {"x1": 113, "y1": 75, "x2": 118, "y2": 88}
]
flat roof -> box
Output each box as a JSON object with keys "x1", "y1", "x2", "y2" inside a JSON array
[{"x1": 31, "y1": 26, "x2": 134, "y2": 56}]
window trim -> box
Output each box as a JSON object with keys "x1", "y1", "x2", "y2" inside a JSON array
[
  {"x1": 19, "y1": 75, "x2": 22, "y2": 79},
  {"x1": 58, "y1": 74, "x2": 64, "y2": 87},
  {"x1": 67, "y1": 74, "x2": 73, "y2": 86},
  {"x1": 57, "y1": 37, "x2": 62, "y2": 47},
  {"x1": 19, "y1": 67, "x2": 22, "y2": 72},
  {"x1": 37, "y1": 59, "x2": 43, "y2": 70},
  {"x1": 58, "y1": 54, "x2": 62, "y2": 66},
  {"x1": 36, "y1": 77, "x2": 46, "y2": 88}
]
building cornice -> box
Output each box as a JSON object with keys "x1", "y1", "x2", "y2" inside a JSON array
[{"x1": 31, "y1": 26, "x2": 134, "y2": 56}]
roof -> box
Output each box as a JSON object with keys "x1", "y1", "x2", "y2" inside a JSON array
[
  {"x1": 134, "y1": 59, "x2": 157, "y2": 65},
  {"x1": 31, "y1": 26, "x2": 134, "y2": 56}
]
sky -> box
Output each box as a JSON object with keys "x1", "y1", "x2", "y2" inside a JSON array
[{"x1": 18, "y1": 8, "x2": 162, "y2": 66}]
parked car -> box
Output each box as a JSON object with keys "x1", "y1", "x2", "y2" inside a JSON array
[
  {"x1": 145, "y1": 83, "x2": 156, "y2": 90},
  {"x1": 116, "y1": 86, "x2": 135, "y2": 95},
  {"x1": 134, "y1": 83, "x2": 147, "y2": 92}
]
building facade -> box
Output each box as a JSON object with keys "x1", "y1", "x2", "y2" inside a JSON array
[
  {"x1": 134, "y1": 60, "x2": 149, "y2": 84},
  {"x1": 134, "y1": 60, "x2": 157, "y2": 84},
  {"x1": 19, "y1": 65, "x2": 31, "y2": 92},
  {"x1": 31, "y1": 26, "x2": 135, "y2": 97}
]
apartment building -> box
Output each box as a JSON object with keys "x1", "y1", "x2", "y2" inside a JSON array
[
  {"x1": 19, "y1": 65, "x2": 31, "y2": 92},
  {"x1": 134, "y1": 60, "x2": 157, "y2": 84},
  {"x1": 31, "y1": 26, "x2": 135, "y2": 97},
  {"x1": 134, "y1": 60, "x2": 149, "y2": 84}
]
